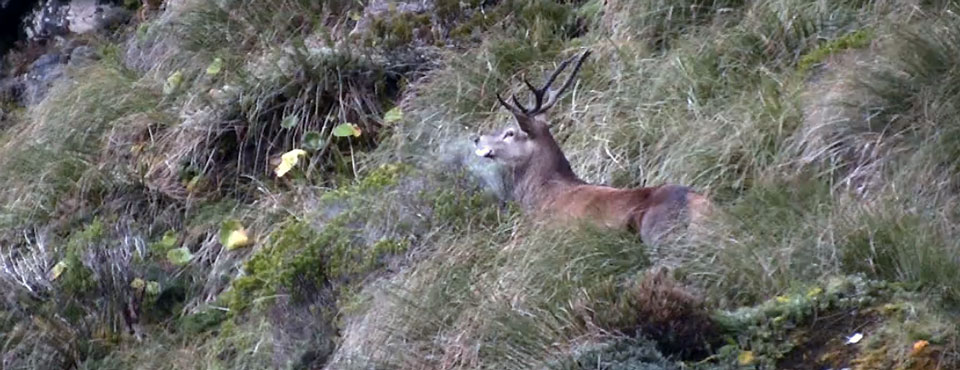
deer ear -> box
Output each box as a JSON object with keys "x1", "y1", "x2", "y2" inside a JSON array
[{"x1": 514, "y1": 115, "x2": 537, "y2": 136}]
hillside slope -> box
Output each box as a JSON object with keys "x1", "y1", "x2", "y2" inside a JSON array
[{"x1": 1, "y1": 1, "x2": 959, "y2": 369}]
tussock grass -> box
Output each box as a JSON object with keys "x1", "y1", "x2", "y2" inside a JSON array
[
  {"x1": 0, "y1": 58, "x2": 163, "y2": 228},
  {"x1": 346, "y1": 0, "x2": 960, "y2": 367},
  {"x1": 330, "y1": 222, "x2": 656, "y2": 369},
  {"x1": 121, "y1": 0, "x2": 414, "y2": 198},
  {"x1": 3, "y1": 0, "x2": 960, "y2": 369}
]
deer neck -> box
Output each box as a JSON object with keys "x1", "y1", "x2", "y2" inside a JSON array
[{"x1": 511, "y1": 138, "x2": 584, "y2": 210}]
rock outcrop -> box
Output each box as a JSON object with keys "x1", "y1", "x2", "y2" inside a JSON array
[{"x1": 1, "y1": 0, "x2": 123, "y2": 106}]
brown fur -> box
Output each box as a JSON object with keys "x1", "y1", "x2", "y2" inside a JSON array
[{"x1": 475, "y1": 50, "x2": 713, "y2": 245}]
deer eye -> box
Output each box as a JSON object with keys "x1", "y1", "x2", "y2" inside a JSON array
[{"x1": 503, "y1": 130, "x2": 515, "y2": 139}]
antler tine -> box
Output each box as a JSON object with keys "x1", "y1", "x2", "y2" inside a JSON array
[
  {"x1": 496, "y1": 50, "x2": 592, "y2": 118},
  {"x1": 539, "y1": 55, "x2": 576, "y2": 96},
  {"x1": 495, "y1": 93, "x2": 512, "y2": 110},
  {"x1": 522, "y1": 77, "x2": 544, "y2": 111},
  {"x1": 538, "y1": 50, "x2": 592, "y2": 113},
  {"x1": 522, "y1": 78, "x2": 539, "y2": 94},
  {"x1": 496, "y1": 92, "x2": 528, "y2": 114},
  {"x1": 511, "y1": 94, "x2": 529, "y2": 114}
]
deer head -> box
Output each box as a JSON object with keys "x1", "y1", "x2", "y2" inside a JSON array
[{"x1": 473, "y1": 50, "x2": 591, "y2": 169}]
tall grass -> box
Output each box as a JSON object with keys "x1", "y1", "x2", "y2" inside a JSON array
[
  {"x1": 330, "y1": 223, "x2": 659, "y2": 369},
  {"x1": 0, "y1": 57, "x2": 163, "y2": 228},
  {"x1": 2, "y1": 0, "x2": 960, "y2": 369},
  {"x1": 341, "y1": 0, "x2": 960, "y2": 367}
]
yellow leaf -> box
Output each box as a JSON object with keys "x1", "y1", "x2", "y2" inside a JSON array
[
  {"x1": 738, "y1": 350, "x2": 755, "y2": 365},
  {"x1": 911, "y1": 340, "x2": 930, "y2": 356},
  {"x1": 49, "y1": 260, "x2": 68, "y2": 281},
  {"x1": 775, "y1": 295, "x2": 790, "y2": 304},
  {"x1": 806, "y1": 287, "x2": 823, "y2": 297},
  {"x1": 274, "y1": 149, "x2": 308, "y2": 177},
  {"x1": 225, "y1": 228, "x2": 252, "y2": 250},
  {"x1": 130, "y1": 278, "x2": 146, "y2": 290}
]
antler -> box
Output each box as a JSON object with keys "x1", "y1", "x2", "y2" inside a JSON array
[{"x1": 497, "y1": 50, "x2": 592, "y2": 117}]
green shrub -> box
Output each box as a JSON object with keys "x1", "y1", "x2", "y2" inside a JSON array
[{"x1": 60, "y1": 218, "x2": 105, "y2": 297}]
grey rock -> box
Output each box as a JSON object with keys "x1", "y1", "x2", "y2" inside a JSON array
[
  {"x1": 66, "y1": 0, "x2": 131, "y2": 35},
  {"x1": 25, "y1": 0, "x2": 70, "y2": 40},
  {"x1": 25, "y1": 0, "x2": 131, "y2": 41},
  {"x1": 67, "y1": 44, "x2": 97, "y2": 67},
  {"x1": 22, "y1": 52, "x2": 64, "y2": 105}
]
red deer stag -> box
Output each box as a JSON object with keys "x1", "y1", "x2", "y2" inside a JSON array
[{"x1": 473, "y1": 50, "x2": 713, "y2": 246}]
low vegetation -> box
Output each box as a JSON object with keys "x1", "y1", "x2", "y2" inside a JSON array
[{"x1": 1, "y1": 0, "x2": 959, "y2": 369}]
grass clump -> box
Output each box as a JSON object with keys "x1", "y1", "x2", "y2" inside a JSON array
[
  {"x1": 0, "y1": 216, "x2": 168, "y2": 368},
  {"x1": 0, "y1": 57, "x2": 163, "y2": 225},
  {"x1": 835, "y1": 189, "x2": 960, "y2": 302},
  {"x1": 5, "y1": 0, "x2": 960, "y2": 368},
  {"x1": 602, "y1": 0, "x2": 746, "y2": 50},
  {"x1": 328, "y1": 223, "x2": 657, "y2": 368},
  {"x1": 583, "y1": 269, "x2": 720, "y2": 359},
  {"x1": 448, "y1": 0, "x2": 580, "y2": 44},
  {"x1": 363, "y1": 11, "x2": 433, "y2": 49},
  {"x1": 348, "y1": 1, "x2": 960, "y2": 368}
]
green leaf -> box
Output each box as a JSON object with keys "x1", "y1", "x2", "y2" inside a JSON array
[
  {"x1": 280, "y1": 114, "x2": 299, "y2": 129},
  {"x1": 303, "y1": 131, "x2": 324, "y2": 151},
  {"x1": 332, "y1": 123, "x2": 362, "y2": 138},
  {"x1": 383, "y1": 106, "x2": 403, "y2": 124},
  {"x1": 150, "y1": 229, "x2": 179, "y2": 254},
  {"x1": 206, "y1": 57, "x2": 223, "y2": 75},
  {"x1": 160, "y1": 230, "x2": 177, "y2": 247},
  {"x1": 167, "y1": 247, "x2": 194, "y2": 266},
  {"x1": 145, "y1": 281, "x2": 161, "y2": 296},
  {"x1": 163, "y1": 70, "x2": 183, "y2": 95}
]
